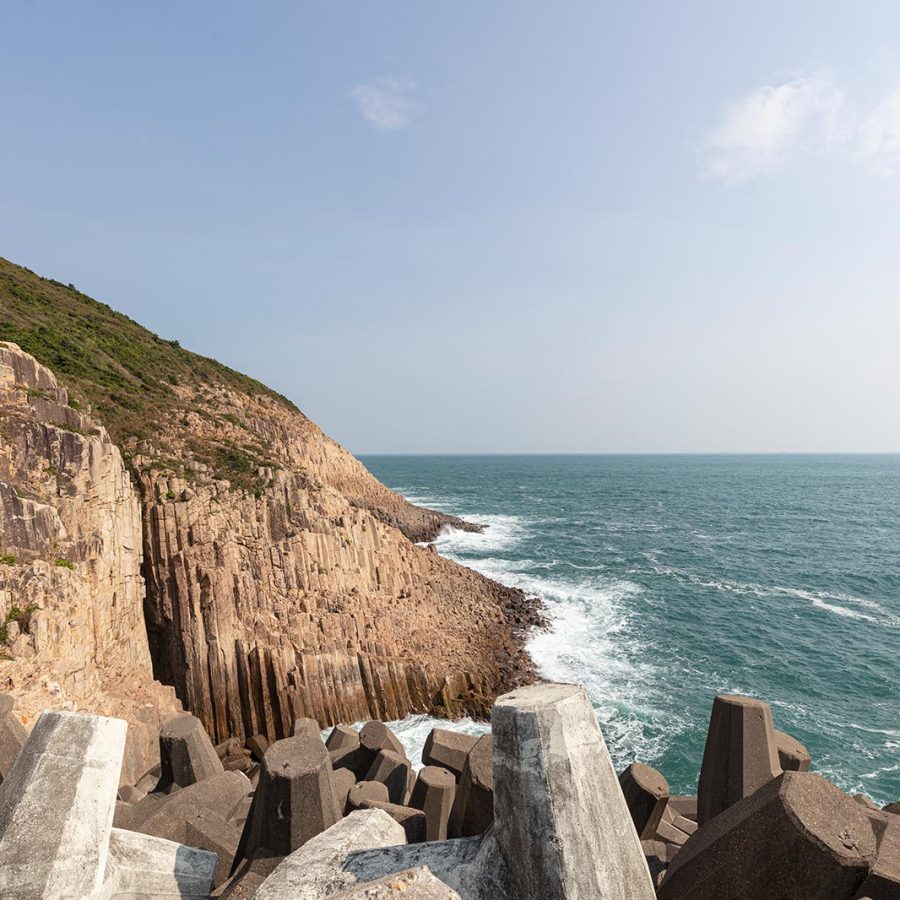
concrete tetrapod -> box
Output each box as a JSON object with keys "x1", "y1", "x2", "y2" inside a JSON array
[
  {"x1": 157, "y1": 714, "x2": 225, "y2": 792},
  {"x1": 491, "y1": 683, "x2": 656, "y2": 900},
  {"x1": 697, "y1": 694, "x2": 782, "y2": 825},
  {"x1": 0, "y1": 710, "x2": 127, "y2": 900}
]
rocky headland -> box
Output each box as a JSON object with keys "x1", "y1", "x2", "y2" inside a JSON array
[{"x1": 0, "y1": 257, "x2": 542, "y2": 764}]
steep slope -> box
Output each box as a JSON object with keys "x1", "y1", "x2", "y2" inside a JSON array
[{"x1": 0, "y1": 259, "x2": 542, "y2": 744}]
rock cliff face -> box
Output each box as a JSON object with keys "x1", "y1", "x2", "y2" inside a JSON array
[
  {"x1": 137, "y1": 382, "x2": 540, "y2": 744},
  {"x1": 0, "y1": 259, "x2": 542, "y2": 750},
  {"x1": 0, "y1": 342, "x2": 181, "y2": 780}
]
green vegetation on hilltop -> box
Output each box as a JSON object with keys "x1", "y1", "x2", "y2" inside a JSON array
[{"x1": 0, "y1": 257, "x2": 298, "y2": 487}]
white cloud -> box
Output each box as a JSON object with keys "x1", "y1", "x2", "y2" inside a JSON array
[
  {"x1": 351, "y1": 77, "x2": 420, "y2": 133},
  {"x1": 856, "y1": 86, "x2": 900, "y2": 178},
  {"x1": 702, "y1": 76, "x2": 845, "y2": 184}
]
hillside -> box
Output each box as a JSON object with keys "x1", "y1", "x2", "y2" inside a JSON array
[{"x1": 0, "y1": 258, "x2": 542, "y2": 744}]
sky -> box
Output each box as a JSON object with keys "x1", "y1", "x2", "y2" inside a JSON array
[{"x1": 2, "y1": 2, "x2": 900, "y2": 453}]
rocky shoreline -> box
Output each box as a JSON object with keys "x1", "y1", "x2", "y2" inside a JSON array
[{"x1": 1, "y1": 682, "x2": 897, "y2": 898}]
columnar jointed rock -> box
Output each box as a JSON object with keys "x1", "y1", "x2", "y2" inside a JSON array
[
  {"x1": 157, "y1": 714, "x2": 224, "y2": 792},
  {"x1": 253, "y1": 809, "x2": 407, "y2": 900},
  {"x1": 365, "y1": 749, "x2": 413, "y2": 805},
  {"x1": 658, "y1": 772, "x2": 877, "y2": 900},
  {"x1": 233, "y1": 735, "x2": 341, "y2": 869},
  {"x1": 410, "y1": 766, "x2": 457, "y2": 841},
  {"x1": 422, "y1": 729, "x2": 479, "y2": 779},
  {"x1": 104, "y1": 827, "x2": 218, "y2": 898},
  {"x1": 619, "y1": 762, "x2": 670, "y2": 840},
  {"x1": 697, "y1": 694, "x2": 782, "y2": 825},
  {"x1": 0, "y1": 710, "x2": 127, "y2": 900},
  {"x1": 491, "y1": 683, "x2": 656, "y2": 900},
  {"x1": 0, "y1": 696, "x2": 27, "y2": 783},
  {"x1": 775, "y1": 728, "x2": 812, "y2": 772},
  {"x1": 448, "y1": 734, "x2": 495, "y2": 839}
]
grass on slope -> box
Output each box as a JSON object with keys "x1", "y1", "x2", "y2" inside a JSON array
[{"x1": 0, "y1": 257, "x2": 297, "y2": 484}]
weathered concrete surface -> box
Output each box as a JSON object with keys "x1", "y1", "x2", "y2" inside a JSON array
[
  {"x1": 619, "y1": 762, "x2": 669, "y2": 840},
  {"x1": 697, "y1": 694, "x2": 782, "y2": 825},
  {"x1": 491, "y1": 683, "x2": 656, "y2": 900},
  {"x1": 365, "y1": 749, "x2": 413, "y2": 805},
  {"x1": 326, "y1": 866, "x2": 462, "y2": 899},
  {"x1": 157, "y1": 714, "x2": 224, "y2": 791},
  {"x1": 853, "y1": 813, "x2": 900, "y2": 899},
  {"x1": 448, "y1": 734, "x2": 494, "y2": 838},
  {"x1": 254, "y1": 809, "x2": 406, "y2": 900},
  {"x1": 102, "y1": 826, "x2": 217, "y2": 899},
  {"x1": 0, "y1": 710, "x2": 127, "y2": 899},
  {"x1": 775, "y1": 728, "x2": 812, "y2": 772},
  {"x1": 357, "y1": 799, "x2": 427, "y2": 843},
  {"x1": 659, "y1": 772, "x2": 877, "y2": 900},
  {"x1": 234, "y1": 735, "x2": 341, "y2": 865},
  {"x1": 332, "y1": 766, "x2": 357, "y2": 814},
  {"x1": 410, "y1": 766, "x2": 456, "y2": 841},
  {"x1": 326, "y1": 724, "x2": 360, "y2": 752},
  {"x1": 184, "y1": 816, "x2": 242, "y2": 888},
  {"x1": 422, "y1": 729, "x2": 479, "y2": 780}
]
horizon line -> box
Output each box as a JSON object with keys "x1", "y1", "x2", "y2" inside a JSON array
[{"x1": 355, "y1": 450, "x2": 900, "y2": 457}]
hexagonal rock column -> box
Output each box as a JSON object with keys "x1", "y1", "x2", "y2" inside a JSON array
[
  {"x1": 492, "y1": 683, "x2": 656, "y2": 900},
  {"x1": 619, "y1": 763, "x2": 669, "y2": 840},
  {"x1": 422, "y1": 728, "x2": 479, "y2": 780},
  {"x1": 357, "y1": 721, "x2": 406, "y2": 774},
  {"x1": 365, "y1": 749, "x2": 413, "y2": 805},
  {"x1": 233, "y1": 735, "x2": 341, "y2": 869},
  {"x1": 0, "y1": 695, "x2": 27, "y2": 784},
  {"x1": 658, "y1": 772, "x2": 877, "y2": 900},
  {"x1": 157, "y1": 714, "x2": 224, "y2": 792},
  {"x1": 775, "y1": 728, "x2": 812, "y2": 772},
  {"x1": 410, "y1": 766, "x2": 457, "y2": 841},
  {"x1": 448, "y1": 734, "x2": 494, "y2": 838},
  {"x1": 0, "y1": 710, "x2": 127, "y2": 900},
  {"x1": 697, "y1": 694, "x2": 781, "y2": 825}
]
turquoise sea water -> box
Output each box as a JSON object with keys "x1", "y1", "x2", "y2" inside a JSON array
[{"x1": 361, "y1": 454, "x2": 900, "y2": 805}]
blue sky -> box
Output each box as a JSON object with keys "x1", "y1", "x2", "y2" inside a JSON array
[{"x1": 2, "y1": 2, "x2": 900, "y2": 452}]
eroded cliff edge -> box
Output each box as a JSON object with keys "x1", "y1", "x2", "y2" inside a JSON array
[{"x1": 0, "y1": 258, "x2": 542, "y2": 746}]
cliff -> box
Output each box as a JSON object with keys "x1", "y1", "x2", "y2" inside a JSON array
[{"x1": 0, "y1": 258, "x2": 541, "y2": 746}]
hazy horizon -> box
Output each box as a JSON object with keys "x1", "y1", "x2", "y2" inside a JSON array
[{"x1": 3, "y1": 3, "x2": 900, "y2": 454}]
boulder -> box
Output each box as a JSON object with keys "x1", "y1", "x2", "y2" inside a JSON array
[
  {"x1": 233, "y1": 735, "x2": 341, "y2": 868},
  {"x1": 410, "y1": 766, "x2": 457, "y2": 841},
  {"x1": 157, "y1": 714, "x2": 224, "y2": 792},
  {"x1": 326, "y1": 724, "x2": 360, "y2": 752},
  {"x1": 618, "y1": 762, "x2": 669, "y2": 839},
  {"x1": 326, "y1": 866, "x2": 462, "y2": 899},
  {"x1": 104, "y1": 826, "x2": 218, "y2": 898},
  {"x1": 348, "y1": 780, "x2": 391, "y2": 811},
  {"x1": 448, "y1": 734, "x2": 494, "y2": 838},
  {"x1": 775, "y1": 728, "x2": 812, "y2": 772},
  {"x1": 292, "y1": 718, "x2": 322, "y2": 741},
  {"x1": 332, "y1": 766, "x2": 357, "y2": 814},
  {"x1": 658, "y1": 772, "x2": 877, "y2": 900},
  {"x1": 492, "y1": 683, "x2": 656, "y2": 900},
  {"x1": 0, "y1": 701, "x2": 27, "y2": 784},
  {"x1": 365, "y1": 749, "x2": 413, "y2": 805},
  {"x1": 253, "y1": 809, "x2": 406, "y2": 899},
  {"x1": 422, "y1": 728, "x2": 479, "y2": 780},
  {"x1": 697, "y1": 694, "x2": 781, "y2": 825},
  {"x1": 0, "y1": 710, "x2": 127, "y2": 900}
]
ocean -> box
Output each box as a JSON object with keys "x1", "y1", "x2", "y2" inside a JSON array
[{"x1": 360, "y1": 454, "x2": 900, "y2": 805}]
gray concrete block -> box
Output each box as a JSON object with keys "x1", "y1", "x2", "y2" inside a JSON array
[
  {"x1": 448, "y1": 735, "x2": 494, "y2": 839},
  {"x1": 410, "y1": 766, "x2": 456, "y2": 841},
  {"x1": 492, "y1": 683, "x2": 656, "y2": 900},
  {"x1": 422, "y1": 729, "x2": 479, "y2": 780},
  {"x1": 326, "y1": 866, "x2": 462, "y2": 899},
  {"x1": 618, "y1": 762, "x2": 669, "y2": 840},
  {"x1": 254, "y1": 809, "x2": 406, "y2": 899},
  {"x1": 326, "y1": 724, "x2": 360, "y2": 752},
  {"x1": 157, "y1": 714, "x2": 224, "y2": 792},
  {"x1": 103, "y1": 827, "x2": 217, "y2": 898},
  {"x1": 0, "y1": 710, "x2": 127, "y2": 899},
  {"x1": 365, "y1": 749, "x2": 413, "y2": 805}
]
